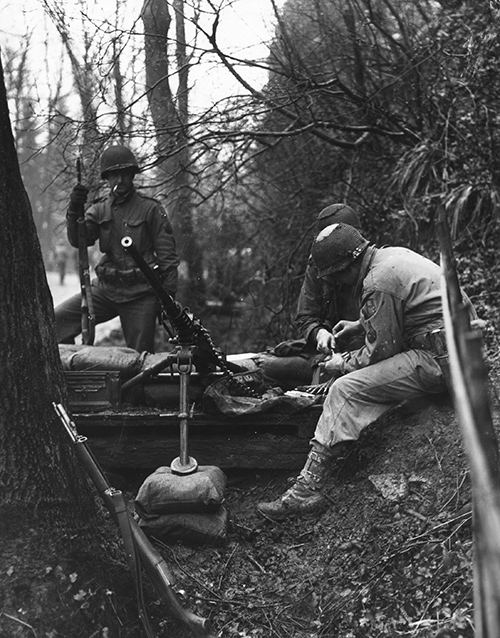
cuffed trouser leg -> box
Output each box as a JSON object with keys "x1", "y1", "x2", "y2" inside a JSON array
[
  {"x1": 314, "y1": 350, "x2": 446, "y2": 449},
  {"x1": 54, "y1": 286, "x2": 116, "y2": 344}
]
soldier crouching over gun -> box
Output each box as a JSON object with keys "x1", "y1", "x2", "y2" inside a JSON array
[{"x1": 121, "y1": 236, "x2": 259, "y2": 397}]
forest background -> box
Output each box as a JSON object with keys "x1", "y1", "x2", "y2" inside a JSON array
[
  {"x1": 2, "y1": 2, "x2": 500, "y2": 637},
  {"x1": 4, "y1": 0, "x2": 500, "y2": 356}
]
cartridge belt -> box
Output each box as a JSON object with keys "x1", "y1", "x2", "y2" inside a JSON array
[{"x1": 96, "y1": 264, "x2": 148, "y2": 285}]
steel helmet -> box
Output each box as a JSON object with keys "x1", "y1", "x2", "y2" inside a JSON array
[
  {"x1": 100, "y1": 145, "x2": 140, "y2": 179},
  {"x1": 316, "y1": 203, "x2": 361, "y2": 232},
  {"x1": 311, "y1": 222, "x2": 369, "y2": 277}
]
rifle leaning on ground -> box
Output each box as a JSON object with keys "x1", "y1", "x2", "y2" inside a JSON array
[
  {"x1": 52, "y1": 402, "x2": 211, "y2": 638},
  {"x1": 121, "y1": 236, "x2": 259, "y2": 397},
  {"x1": 75, "y1": 158, "x2": 95, "y2": 345}
]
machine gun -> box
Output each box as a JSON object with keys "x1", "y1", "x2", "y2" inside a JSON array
[{"x1": 121, "y1": 236, "x2": 259, "y2": 397}]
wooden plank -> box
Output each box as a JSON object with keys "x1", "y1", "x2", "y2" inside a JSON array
[
  {"x1": 74, "y1": 406, "x2": 321, "y2": 470},
  {"x1": 75, "y1": 406, "x2": 321, "y2": 430},
  {"x1": 85, "y1": 430, "x2": 314, "y2": 470}
]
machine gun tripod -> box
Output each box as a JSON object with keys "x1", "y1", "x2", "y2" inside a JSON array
[{"x1": 121, "y1": 235, "x2": 260, "y2": 476}]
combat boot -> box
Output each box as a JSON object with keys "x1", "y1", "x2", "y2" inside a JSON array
[{"x1": 256, "y1": 445, "x2": 332, "y2": 521}]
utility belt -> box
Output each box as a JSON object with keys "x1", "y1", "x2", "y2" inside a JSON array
[
  {"x1": 409, "y1": 328, "x2": 450, "y2": 384},
  {"x1": 409, "y1": 328, "x2": 447, "y2": 356},
  {"x1": 96, "y1": 264, "x2": 147, "y2": 285}
]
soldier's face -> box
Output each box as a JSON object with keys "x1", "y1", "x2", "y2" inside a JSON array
[{"x1": 107, "y1": 168, "x2": 135, "y2": 196}]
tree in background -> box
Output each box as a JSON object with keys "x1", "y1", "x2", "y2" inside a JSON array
[
  {"x1": 141, "y1": 0, "x2": 205, "y2": 308},
  {"x1": 390, "y1": 1, "x2": 500, "y2": 327},
  {"x1": 3, "y1": 0, "x2": 500, "y2": 351},
  {"x1": 195, "y1": 0, "x2": 500, "y2": 347},
  {"x1": 193, "y1": 0, "x2": 442, "y2": 344},
  {"x1": 2, "y1": 40, "x2": 67, "y2": 263}
]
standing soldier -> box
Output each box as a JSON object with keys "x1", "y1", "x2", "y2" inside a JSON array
[
  {"x1": 55, "y1": 145, "x2": 179, "y2": 353},
  {"x1": 257, "y1": 223, "x2": 465, "y2": 521}
]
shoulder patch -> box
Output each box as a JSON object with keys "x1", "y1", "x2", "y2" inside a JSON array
[{"x1": 366, "y1": 323, "x2": 377, "y2": 343}]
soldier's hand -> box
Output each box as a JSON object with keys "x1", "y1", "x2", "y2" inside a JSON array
[
  {"x1": 69, "y1": 183, "x2": 89, "y2": 212},
  {"x1": 332, "y1": 319, "x2": 362, "y2": 344},
  {"x1": 316, "y1": 328, "x2": 335, "y2": 355},
  {"x1": 319, "y1": 352, "x2": 344, "y2": 376}
]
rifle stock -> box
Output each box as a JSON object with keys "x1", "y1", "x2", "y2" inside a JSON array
[{"x1": 52, "y1": 402, "x2": 211, "y2": 638}]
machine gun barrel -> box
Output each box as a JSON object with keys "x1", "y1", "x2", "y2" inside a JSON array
[{"x1": 121, "y1": 236, "x2": 184, "y2": 326}]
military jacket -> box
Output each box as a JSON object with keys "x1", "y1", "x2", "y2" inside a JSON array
[
  {"x1": 340, "y1": 245, "x2": 445, "y2": 373},
  {"x1": 295, "y1": 260, "x2": 360, "y2": 344},
  {"x1": 67, "y1": 189, "x2": 179, "y2": 302}
]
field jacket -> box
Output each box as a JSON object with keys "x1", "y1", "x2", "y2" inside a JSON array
[
  {"x1": 295, "y1": 260, "x2": 360, "y2": 344},
  {"x1": 67, "y1": 188, "x2": 179, "y2": 302},
  {"x1": 338, "y1": 245, "x2": 447, "y2": 374}
]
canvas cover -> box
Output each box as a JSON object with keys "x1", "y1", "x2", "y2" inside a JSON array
[{"x1": 202, "y1": 369, "x2": 319, "y2": 416}]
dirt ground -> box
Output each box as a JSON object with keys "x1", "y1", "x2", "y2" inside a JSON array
[
  {"x1": 158, "y1": 394, "x2": 478, "y2": 638},
  {"x1": 1, "y1": 391, "x2": 490, "y2": 638}
]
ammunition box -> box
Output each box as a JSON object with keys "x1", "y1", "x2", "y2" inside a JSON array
[{"x1": 64, "y1": 371, "x2": 121, "y2": 412}]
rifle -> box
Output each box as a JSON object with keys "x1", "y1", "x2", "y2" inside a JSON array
[
  {"x1": 52, "y1": 402, "x2": 211, "y2": 638},
  {"x1": 121, "y1": 236, "x2": 260, "y2": 397},
  {"x1": 76, "y1": 158, "x2": 95, "y2": 345}
]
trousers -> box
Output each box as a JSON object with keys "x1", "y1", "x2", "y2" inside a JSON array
[
  {"x1": 54, "y1": 284, "x2": 160, "y2": 353},
  {"x1": 314, "y1": 349, "x2": 446, "y2": 448}
]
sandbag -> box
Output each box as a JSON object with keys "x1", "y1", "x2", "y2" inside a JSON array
[
  {"x1": 139, "y1": 506, "x2": 228, "y2": 546},
  {"x1": 135, "y1": 465, "x2": 227, "y2": 516},
  {"x1": 58, "y1": 344, "x2": 84, "y2": 370},
  {"x1": 58, "y1": 344, "x2": 146, "y2": 377}
]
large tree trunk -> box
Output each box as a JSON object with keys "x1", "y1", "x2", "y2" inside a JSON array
[
  {"x1": 141, "y1": 0, "x2": 204, "y2": 308},
  {"x1": 0, "y1": 57, "x2": 96, "y2": 523},
  {"x1": 0, "y1": 52, "x2": 132, "y2": 636}
]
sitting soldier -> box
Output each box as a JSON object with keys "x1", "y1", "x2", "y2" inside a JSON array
[{"x1": 257, "y1": 222, "x2": 469, "y2": 521}]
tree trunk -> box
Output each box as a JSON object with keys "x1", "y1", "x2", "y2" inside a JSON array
[
  {"x1": 0, "y1": 52, "x2": 130, "y2": 635},
  {"x1": 141, "y1": 0, "x2": 205, "y2": 308},
  {"x1": 0, "y1": 56, "x2": 96, "y2": 520}
]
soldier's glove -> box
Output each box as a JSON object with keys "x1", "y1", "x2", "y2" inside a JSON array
[{"x1": 68, "y1": 184, "x2": 89, "y2": 214}]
